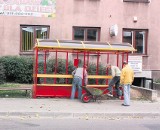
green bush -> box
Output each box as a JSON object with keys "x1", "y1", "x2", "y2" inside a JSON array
[
  {"x1": 0, "y1": 63, "x2": 6, "y2": 84},
  {"x1": 37, "y1": 58, "x2": 107, "y2": 84},
  {"x1": 39, "y1": 59, "x2": 75, "y2": 84},
  {"x1": 0, "y1": 56, "x2": 108, "y2": 85},
  {"x1": 155, "y1": 79, "x2": 160, "y2": 83},
  {"x1": 87, "y1": 63, "x2": 106, "y2": 84},
  {"x1": 0, "y1": 56, "x2": 33, "y2": 83}
]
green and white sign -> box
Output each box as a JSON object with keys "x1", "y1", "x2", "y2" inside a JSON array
[
  {"x1": 0, "y1": 0, "x2": 56, "y2": 17},
  {"x1": 128, "y1": 56, "x2": 142, "y2": 73}
]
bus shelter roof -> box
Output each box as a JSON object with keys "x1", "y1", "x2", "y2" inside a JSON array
[{"x1": 35, "y1": 39, "x2": 136, "y2": 52}]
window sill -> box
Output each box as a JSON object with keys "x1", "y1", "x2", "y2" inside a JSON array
[
  {"x1": 129, "y1": 53, "x2": 149, "y2": 57},
  {"x1": 19, "y1": 51, "x2": 34, "y2": 56},
  {"x1": 19, "y1": 51, "x2": 49, "y2": 56},
  {"x1": 123, "y1": 0, "x2": 150, "y2": 3}
]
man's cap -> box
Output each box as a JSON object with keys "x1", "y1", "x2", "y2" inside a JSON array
[
  {"x1": 83, "y1": 65, "x2": 87, "y2": 68},
  {"x1": 106, "y1": 63, "x2": 111, "y2": 67},
  {"x1": 123, "y1": 61, "x2": 128, "y2": 65}
]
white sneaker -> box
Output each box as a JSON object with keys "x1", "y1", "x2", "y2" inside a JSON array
[{"x1": 107, "y1": 93, "x2": 113, "y2": 97}]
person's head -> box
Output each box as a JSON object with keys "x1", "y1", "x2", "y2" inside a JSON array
[
  {"x1": 106, "y1": 63, "x2": 111, "y2": 69},
  {"x1": 122, "y1": 61, "x2": 128, "y2": 67}
]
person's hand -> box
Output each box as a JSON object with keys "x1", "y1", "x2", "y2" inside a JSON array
[{"x1": 119, "y1": 84, "x2": 123, "y2": 87}]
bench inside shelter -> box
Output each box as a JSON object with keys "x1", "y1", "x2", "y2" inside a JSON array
[{"x1": 36, "y1": 74, "x2": 112, "y2": 88}]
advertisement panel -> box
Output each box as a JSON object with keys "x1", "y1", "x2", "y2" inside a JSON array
[
  {"x1": 0, "y1": 0, "x2": 56, "y2": 17},
  {"x1": 128, "y1": 56, "x2": 142, "y2": 73}
]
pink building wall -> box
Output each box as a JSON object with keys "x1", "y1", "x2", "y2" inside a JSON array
[
  {"x1": 0, "y1": 0, "x2": 160, "y2": 78},
  {"x1": 55, "y1": 0, "x2": 160, "y2": 74}
]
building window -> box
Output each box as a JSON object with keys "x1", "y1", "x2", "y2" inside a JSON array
[
  {"x1": 20, "y1": 25, "x2": 50, "y2": 52},
  {"x1": 73, "y1": 27, "x2": 100, "y2": 41},
  {"x1": 123, "y1": 29, "x2": 148, "y2": 54},
  {"x1": 123, "y1": 0, "x2": 150, "y2": 3}
]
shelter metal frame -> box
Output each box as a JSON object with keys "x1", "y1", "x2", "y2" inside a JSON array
[{"x1": 33, "y1": 39, "x2": 135, "y2": 98}]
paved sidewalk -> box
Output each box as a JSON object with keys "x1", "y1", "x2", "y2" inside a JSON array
[{"x1": 0, "y1": 98, "x2": 160, "y2": 119}]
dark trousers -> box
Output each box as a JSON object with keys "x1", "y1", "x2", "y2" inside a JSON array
[{"x1": 108, "y1": 76, "x2": 121, "y2": 97}]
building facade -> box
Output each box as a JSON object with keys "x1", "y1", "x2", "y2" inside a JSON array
[{"x1": 0, "y1": 0, "x2": 160, "y2": 84}]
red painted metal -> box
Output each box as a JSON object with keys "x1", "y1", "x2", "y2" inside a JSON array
[
  {"x1": 107, "y1": 53, "x2": 110, "y2": 63},
  {"x1": 33, "y1": 41, "x2": 129, "y2": 99},
  {"x1": 74, "y1": 59, "x2": 79, "y2": 67},
  {"x1": 33, "y1": 48, "x2": 38, "y2": 98},
  {"x1": 77, "y1": 52, "x2": 79, "y2": 60},
  {"x1": 82, "y1": 51, "x2": 86, "y2": 86},
  {"x1": 122, "y1": 53, "x2": 124, "y2": 68},
  {"x1": 54, "y1": 50, "x2": 58, "y2": 84},
  {"x1": 35, "y1": 85, "x2": 88, "y2": 98},
  {"x1": 44, "y1": 51, "x2": 47, "y2": 84},
  {"x1": 96, "y1": 52, "x2": 100, "y2": 85},
  {"x1": 87, "y1": 52, "x2": 89, "y2": 67},
  {"x1": 44, "y1": 50, "x2": 117, "y2": 55},
  {"x1": 126, "y1": 53, "x2": 128, "y2": 63},
  {"x1": 66, "y1": 52, "x2": 69, "y2": 83},
  {"x1": 36, "y1": 86, "x2": 71, "y2": 97},
  {"x1": 117, "y1": 53, "x2": 119, "y2": 67},
  {"x1": 106, "y1": 53, "x2": 110, "y2": 85}
]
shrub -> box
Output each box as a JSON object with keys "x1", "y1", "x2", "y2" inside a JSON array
[
  {"x1": 0, "y1": 63, "x2": 6, "y2": 84},
  {"x1": 155, "y1": 79, "x2": 160, "y2": 83},
  {"x1": 0, "y1": 56, "x2": 33, "y2": 83},
  {"x1": 15, "y1": 56, "x2": 33, "y2": 83},
  {"x1": 38, "y1": 59, "x2": 107, "y2": 84},
  {"x1": 39, "y1": 58, "x2": 74, "y2": 84},
  {"x1": 0, "y1": 56, "x2": 108, "y2": 85},
  {"x1": 87, "y1": 63, "x2": 107, "y2": 84}
]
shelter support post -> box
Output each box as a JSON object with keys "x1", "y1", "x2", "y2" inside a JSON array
[{"x1": 96, "y1": 52, "x2": 100, "y2": 85}]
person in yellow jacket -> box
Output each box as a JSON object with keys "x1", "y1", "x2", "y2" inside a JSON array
[{"x1": 120, "y1": 61, "x2": 134, "y2": 106}]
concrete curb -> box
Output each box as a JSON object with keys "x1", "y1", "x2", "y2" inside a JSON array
[{"x1": 1, "y1": 112, "x2": 160, "y2": 119}]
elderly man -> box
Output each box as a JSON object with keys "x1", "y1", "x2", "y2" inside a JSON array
[
  {"x1": 107, "y1": 64, "x2": 121, "y2": 98},
  {"x1": 120, "y1": 61, "x2": 134, "y2": 106}
]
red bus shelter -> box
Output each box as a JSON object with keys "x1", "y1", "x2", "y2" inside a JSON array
[{"x1": 32, "y1": 39, "x2": 135, "y2": 98}]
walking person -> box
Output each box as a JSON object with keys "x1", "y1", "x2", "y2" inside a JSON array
[
  {"x1": 120, "y1": 61, "x2": 134, "y2": 106},
  {"x1": 107, "y1": 64, "x2": 121, "y2": 98},
  {"x1": 71, "y1": 64, "x2": 88, "y2": 100}
]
